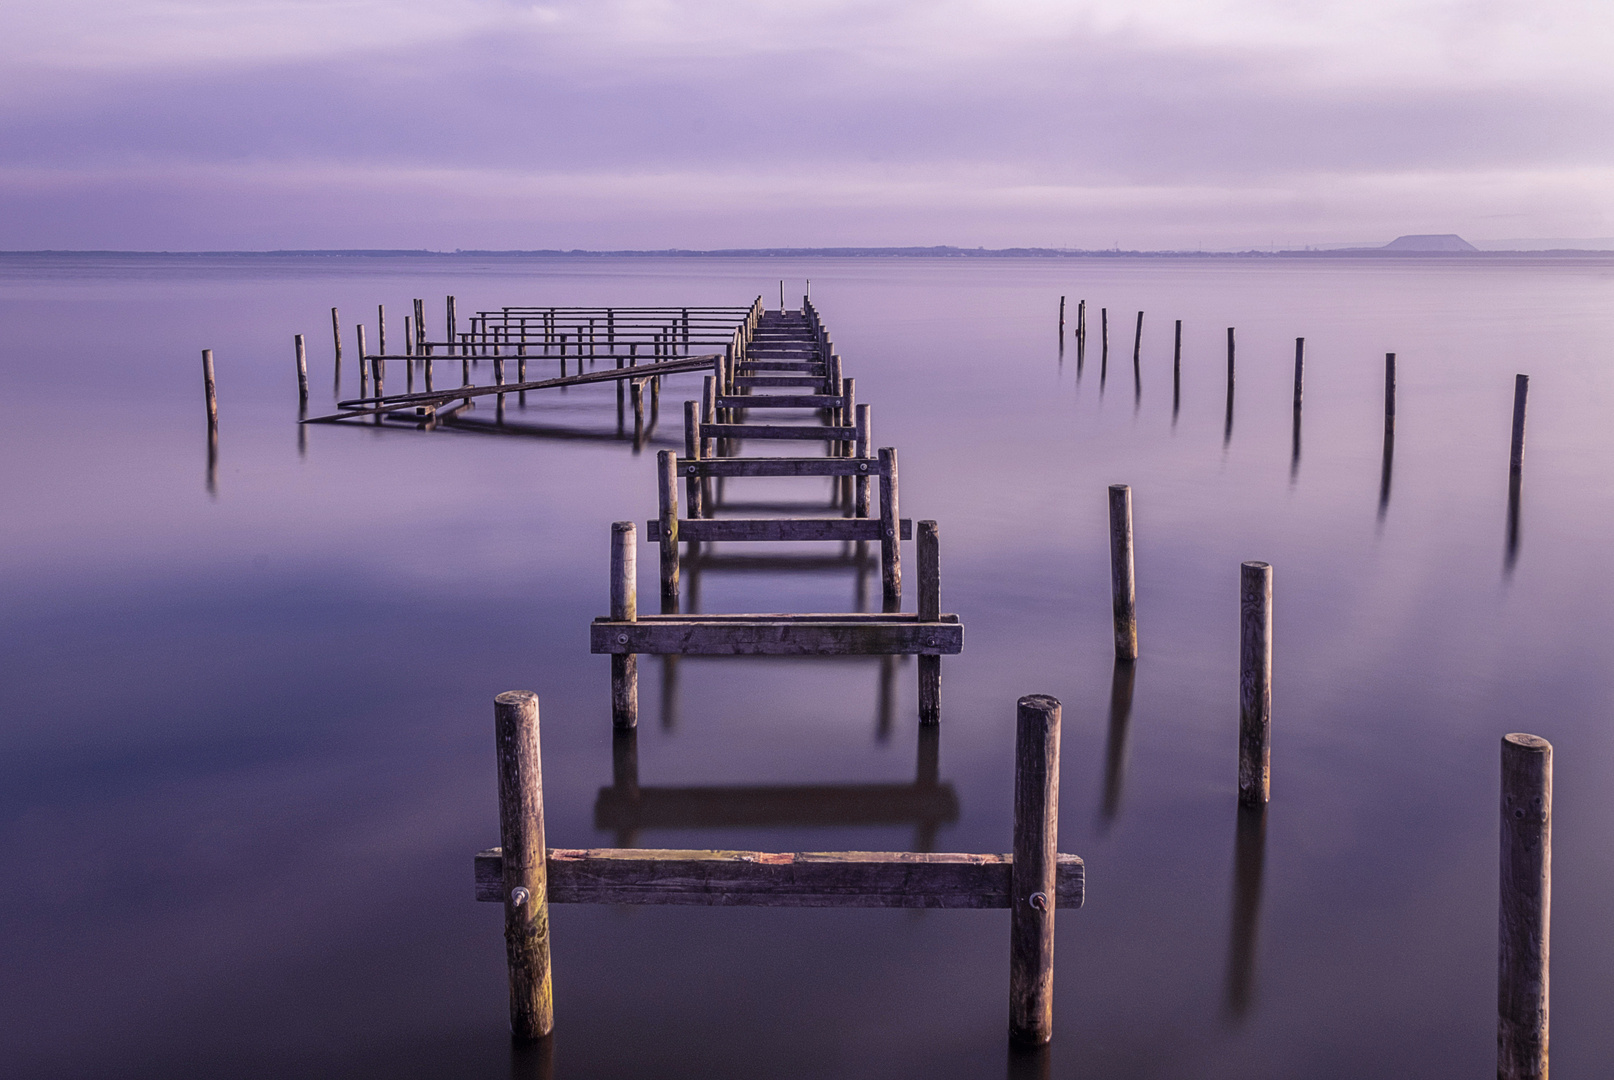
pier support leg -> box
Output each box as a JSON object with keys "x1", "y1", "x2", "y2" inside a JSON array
[
  {"x1": 918, "y1": 520, "x2": 941, "y2": 724},
  {"x1": 494, "y1": 691, "x2": 553, "y2": 1041},
  {"x1": 1109, "y1": 484, "x2": 1138, "y2": 660},
  {"x1": 1239, "y1": 561, "x2": 1272, "y2": 806},
  {"x1": 1010, "y1": 694, "x2": 1061, "y2": 1046},
  {"x1": 1499, "y1": 733, "x2": 1551, "y2": 1080},
  {"x1": 657, "y1": 450, "x2": 679, "y2": 612},
  {"x1": 879, "y1": 447, "x2": 901, "y2": 610},
  {"x1": 611, "y1": 522, "x2": 639, "y2": 728}
]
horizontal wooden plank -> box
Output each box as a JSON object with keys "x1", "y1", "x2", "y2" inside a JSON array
[
  {"x1": 677, "y1": 456, "x2": 878, "y2": 478},
  {"x1": 732, "y1": 376, "x2": 825, "y2": 388},
  {"x1": 476, "y1": 848, "x2": 1083, "y2": 908},
  {"x1": 716, "y1": 395, "x2": 844, "y2": 409},
  {"x1": 646, "y1": 518, "x2": 911, "y2": 543},
  {"x1": 739, "y1": 362, "x2": 824, "y2": 373},
  {"x1": 590, "y1": 618, "x2": 963, "y2": 656},
  {"x1": 699, "y1": 423, "x2": 857, "y2": 441},
  {"x1": 594, "y1": 781, "x2": 959, "y2": 830}
]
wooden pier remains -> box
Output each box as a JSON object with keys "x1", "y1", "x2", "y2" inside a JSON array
[
  {"x1": 474, "y1": 690, "x2": 1082, "y2": 1043},
  {"x1": 593, "y1": 299, "x2": 961, "y2": 726}
]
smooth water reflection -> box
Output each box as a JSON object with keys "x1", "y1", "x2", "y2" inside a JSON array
[{"x1": 5, "y1": 253, "x2": 1614, "y2": 1079}]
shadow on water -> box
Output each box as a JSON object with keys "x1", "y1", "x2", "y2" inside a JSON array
[
  {"x1": 1005, "y1": 1042, "x2": 1050, "y2": 1080},
  {"x1": 1098, "y1": 659, "x2": 1137, "y2": 831},
  {"x1": 1378, "y1": 419, "x2": 1395, "y2": 523},
  {"x1": 1223, "y1": 803, "x2": 1269, "y2": 1024},
  {"x1": 598, "y1": 721, "x2": 954, "y2": 852},
  {"x1": 1506, "y1": 469, "x2": 1524, "y2": 577},
  {"x1": 509, "y1": 1035, "x2": 554, "y2": 1080}
]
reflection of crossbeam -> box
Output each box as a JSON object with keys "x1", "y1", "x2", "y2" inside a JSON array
[{"x1": 595, "y1": 781, "x2": 959, "y2": 831}]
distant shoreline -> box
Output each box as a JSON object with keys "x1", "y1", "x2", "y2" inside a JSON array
[{"x1": 3, "y1": 246, "x2": 1612, "y2": 258}]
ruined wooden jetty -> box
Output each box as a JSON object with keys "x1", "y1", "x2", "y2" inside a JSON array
[
  {"x1": 474, "y1": 690, "x2": 1080, "y2": 1044},
  {"x1": 592, "y1": 299, "x2": 961, "y2": 726}
]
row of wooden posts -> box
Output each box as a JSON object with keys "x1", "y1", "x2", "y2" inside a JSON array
[{"x1": 1104, "y1": 481, "x2": 1548, "y2": 1077}]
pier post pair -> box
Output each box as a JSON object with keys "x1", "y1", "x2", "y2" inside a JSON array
[{"x1": 490, "y1": 689, "x2": 1063, "y2": 1047}]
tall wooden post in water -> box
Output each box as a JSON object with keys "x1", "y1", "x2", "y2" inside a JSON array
[
  {"x1": 494, "y1": 690, "x2": 553, "y2": 1041},
  {"x1": 1010, "y1": 694, "x2": 1061, "y2": 1046},
  {"x1": 1499, "y1": 733, "x2": 1551, "y2": 1080},
  {"x1": 611, "y1": 522, "x2": 639, "y2": 728},
  {"x1": 1109, "y1": 485, "x2": 1137, "y2": 660},
  {"x1": 1238, "y1": 562, "x2": 1272, "y2": 806}
]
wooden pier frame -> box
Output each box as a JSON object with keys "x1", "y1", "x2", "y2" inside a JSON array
[{"x1": 474, "y1": 691, "x2": 1080, "y2": 1041}]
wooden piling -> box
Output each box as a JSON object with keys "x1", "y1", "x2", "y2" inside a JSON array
[
  {"x1": 657, "y1": 450, "x2": 679, "y2": 610},
  {"x1": 1077, "y1": 300, "x2": 1086, "y2": 352},
  {"x1": 330, "y1": 307, "x2": 342, "y2": 363},
  {"x1": 447, "y1": 296, "x2": 458, "y2": 355},
  {"x1": 1511, "y1": 374, "x2": 1529, "y2": 474},
  {"x1": 294, "y1": 335, "x2": 308, "y2": 404},
  {"x1": 1101, "y1": 308, "x2": 1109, "y2": 366},
  {"x1": 1173, "y1": 320, "x2": 1182, "y2": 414},
  {"x1": 1226, "y1": 327, "x2": 1235, "y2": 389},
  {"x1": 1132, "y1": 311, "x2": 1144, "y2": 373},
  {"x1": 1385, "y1": 353, "x2": 1397, "y2": 422},
  {"x1": 1498, "y1": 732, "x2": 1551, "y2": 1080},
  {"x1": 1058, "y1": 296, "x2": 1065, "y2": 336},
  {"x1": 1238, "y1": 561, "x2": 1272, "y2": 807},
  {"x1": 1108, "y1": 484, "x2": 1137, "y2": 661},
  {"x1": 855, "y1": 405, "x2": 872, "y2": 517},
  {"x1": 377, "y1": 304, "x2": 386, "y2": 356},
  {"x1": 494, "y1": 690, "x2": 553, "y2": 1041},
  {"x1": 879, "y1": 447, "x2": 901, "y2": 608},
  {"x1": 918, "y1": 520, "x2": 941, "y2": 724},
  {"x1": 1009, "y1": 694, "x2": 1061, "y2": 1046},
  {"x1": 413, "y1": 298, "x2": 426, "y2": 355},
  {"x1": 202, "y1": 349, "x2": 218, "y2": 429},
  {"x1": 684, "y1": 400, "x2": 704, "y2": 519},
  {"x1": 611, "y1": 523, "x2": 639, "y2": 728},
  {"x1": 1293, "y1": 338, "x2": 1304, "y2": 410}
]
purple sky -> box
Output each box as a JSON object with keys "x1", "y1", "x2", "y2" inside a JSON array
[{"x1": 2, "y1": 0, "x2": 1610, "y2": 250}]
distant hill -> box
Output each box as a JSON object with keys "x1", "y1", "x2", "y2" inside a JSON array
[{"x1": 1381, "y1": 234, "x2": 1478, "y2": 252}]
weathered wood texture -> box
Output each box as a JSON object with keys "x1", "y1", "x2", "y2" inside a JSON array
[
  {"x1": 591, "y1": 616, "x2": 962, "y2": 656},
  {"x1": 656, "y1": 452, "x2": 679, "y2": 606},
  {"x1": 330, "y1": 307, "x2": 342, "y2": 362},
  {"x1": 494, "y1": 691, "x2": 553, "y2": 1040},
  {"x1": 646, "y1": 518, "x2": 911, "y2": 543},
  {"x1": 879, "y1": 447, "x2": 902, "y2": 606},
  {"x1": 918, "y1": 520, "x2": 942, "y2": 723},
  {"x1": 1511, "y1": 374, "x2": 1529, "y2": 473},
  {"x1": 201, "y1": 349, "x2": 218, "y2": 428},
  {"x1": 1499, "y1": 733, "x2": 1551, "y2": 1080},
  {"x1": 610, "y1": 523, "x2": 638, "y2": 729},
  {"x1": 1239, "y1": 561, "x2": 1273, "y2": 806},
  {"x1": 678, "y1": 456, "x2": 878, "y2": 478},
  {"x1": 1010, "y1": 694, "x2": 1061, "y2": 1046},
  {"x1": 294, "y1": 335, "x2": 308, "y2": 403},
  {"x1": 475, "y1": 847, "x2": 1082, "y2": 908},
  {"x1": 1109, "y1": 484, "x2": 1138, "y2": 660},
  {"x1": 1385, "y1": 353, "x2": 1397, "y2": 420},
  {"x1": 1293, "y1": 338, "x2": 1305, "y2": 410}
]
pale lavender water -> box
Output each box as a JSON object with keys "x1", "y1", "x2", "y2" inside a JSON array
[{"x1": 3, "y1": 253, "x2": 1614, "y2": 1078}]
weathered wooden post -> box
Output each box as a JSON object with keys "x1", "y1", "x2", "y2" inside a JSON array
[
  {"x1": 1101, "y1": 307, "x2": 1109, "y2": 368},
  {"x1": 1499, "y1": 732, "x2": 1551, "y2": 1080},
  {"x1": 356, "y1": 324, "x2": 369, "y2": 397},
  {"x1": 918, "y1": 520, "x2": 942, "y2": 723},
  {"x1": 1108, "y1": 484, "x2": 1138, "y2": 660},
  {"x1": 1385, "y1": 353, "x2": 1397, "y2": 424},
  {"x1": 683, "y1": 400, "x2": 705, "y2": 519},
  {"x1": 611, "y1": 523, "x2": 638, "y2": 728},
  {"x1": 1173, "y1": 319, "x2": 1182, "y2": 417},
  {"x1": 1077, "y1": 300, "x2": 1086, "y2": 353},
  {"x1": 855, "y1": 404, "x2": 872, "y2": 517},
  {"x1": 377, "y1": 304, "x2": 386, "y2": 357},
  {"x1": 1238, "y1": 561, "x2": 1272, "y2": 806},
  {"x1": 493, "y1": 690, "x2": 553, "y2": 1041},
  {"x1": 1058, "y1": 296, "x2": 1065, "y2": 337},
  {"x1": 1293, "y1": 338, "x2": 1305, "y2": 410},
  {"x1": 657, "y1": 450, "x2": 679, "y2": 610},
  {"x1": 1226, "y1": 327, "x2": 1236, "y2": 390},
  {"x1": 202, "y1": 349, "x2": 219, "y2": 430},
  {"x1": 1511, "y1": 374, "x2": 1529, "y2": 474},
  {"x1": 447, "y1": 295, "x2": 458, "y2": 355},
  {"x1": 1132, "y1": 311, "x2": 1144, "y2": 374},
  {"x1": 330, "y1": 307, "x2": 342, "y2": 364},
  {"x1": 879, "y1": 447, "x2": 901, "y2": 608},
  {"x1": 1010, "y1": 694, "x2": 1061, "y2": 1046},
  {"x1": 413, "y1": 298, "x2": 426, "y2": 355},
  {"x1": 294, "y1": 335, "x2": 308, "y2": 405}
]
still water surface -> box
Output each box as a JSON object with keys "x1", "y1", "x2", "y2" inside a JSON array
[{"x1": 3, "y1": 254, "x2": 1614, "y2": 1078}]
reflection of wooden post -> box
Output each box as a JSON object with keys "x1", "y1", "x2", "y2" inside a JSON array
[
  {"x1": 1108, "y1": 484, "x2": 1137, "y2": 660},
  {"x1": 918, "y1": 520, "x2": 941, "y2": 724},
  {"x1": 1239, "y1": 562, "x2": 1272, "y2": 806},
  {"x1": 611, "y1": 522, "x2": 638, "y2": 728},
  {"x1": 1010, "y1": 694, "x2": 1061, "y2": 1046},
  {"x1": 1499, "y1": 733, "x2": 1551, "y2": 1080},
  {"x1": 494, "y1": 690, "x2": 553, "y2": 1041}
]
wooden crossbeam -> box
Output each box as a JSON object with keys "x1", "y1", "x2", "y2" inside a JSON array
[
  {"x1": 716, "y1": 394, "x2": 843, "y2": 409},
  {"x1": 474, "y1": 848, "x2": 1082, "y2": 908},
  {"x1": 645, "y1": 517, "x2": 912, "y2": 542},
  {"x1": 590, "y1": 614, "x2": 962, "y2": 656},
  {"x1": 699, "y1": 422, "x2": 857, "y2": 440},
  {"x1": 677, "y1": 455, "x2": 877, "y2": 478},
  {"x1": 732, "y1": 376, "x2": 824, "y2": 387}
]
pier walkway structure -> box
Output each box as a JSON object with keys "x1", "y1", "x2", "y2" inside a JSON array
[
  {"x1": 303, "y1": 300, "x2": 763, "y2": 427},
  {"x1": 592, "y1": 298, "x2": 962, "y2": 726}
]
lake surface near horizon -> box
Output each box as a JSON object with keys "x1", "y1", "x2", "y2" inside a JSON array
[{"x1": 3, "y1": 253, "x2": 1614, "y2": 1079}]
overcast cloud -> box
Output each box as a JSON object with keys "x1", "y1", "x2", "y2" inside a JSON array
[{"x1": 2, "y1": 0, "x2": 1610, "y2": 249}]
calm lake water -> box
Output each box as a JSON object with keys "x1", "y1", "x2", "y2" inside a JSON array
[{"x1": 4, "y1": 253, "x2": 1614, "y2": 1079}]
